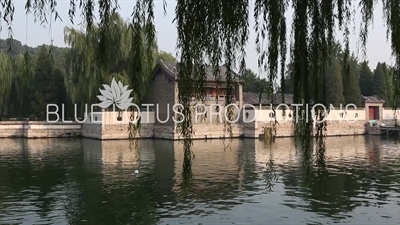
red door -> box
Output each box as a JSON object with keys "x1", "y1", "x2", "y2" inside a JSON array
[{"x1": 369, "y1": 107, "x2": 375, "y2": 120}]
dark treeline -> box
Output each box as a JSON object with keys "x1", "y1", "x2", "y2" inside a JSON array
[
  {"x1": 240, "y1": 41, "x2": 395, "y2": 108},
  {"x1": 0, "y1": 40, "x2": 176, "y2": 120},
  {"x1": 0, "y1": 15, "x2": 176, "y2": 121},
  {"x1": 281, "y1": 42, "x2": 395, "y2": 107}
]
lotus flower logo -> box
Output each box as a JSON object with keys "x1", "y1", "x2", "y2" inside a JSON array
[{"x1": 97, "y1": 78, "x2": 134, "y2": 110}]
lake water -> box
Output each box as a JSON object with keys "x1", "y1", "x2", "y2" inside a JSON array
[{"x1": 0, "y1": 136, "x2": 399, "y2": 225}]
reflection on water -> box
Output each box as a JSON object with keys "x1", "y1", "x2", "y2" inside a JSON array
[{"x1": 0, "y1": 136, "x2": 399, "y2": 225}]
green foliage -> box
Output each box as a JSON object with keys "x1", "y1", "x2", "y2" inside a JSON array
[
  {"x1": 341, "y1": 54, "x2": 362, "y2": 106},
  {"x1": 30, "y1": 46, "x2": 67, "y2": 120},
  {"x1": 373, "y1": 63, "x2": 388, "y2": 106},
  {"x1": 0, "y1": 54, "x2": 14, "y2": 116},
  {"x1": 154, "y1": 50, "x2": 176, "y2": 64},
  {"x1": 241, "y1": 69, "x2": 269, "y2": 93},
  {"x1": 282, "y1": 63, "x2": 294, "y2": 94},
  {"x1": 359, "y1": 61, "x2": 374, "y2": 96},
  {"x1": 64, "y1": 12, "x2": 158, "y2": 111},
  {"x1": 382, "y1": 63, "x2": 394, "y2": 106},
  {"x1": 0, "y1": 34, "x2": 175, "y2": 120},
  {"x1": 324, "y1": 59, "x2": 345, "y2": 106},
  {"x1": 0, "y1": 39, "x2": 67, "y2": 70}
]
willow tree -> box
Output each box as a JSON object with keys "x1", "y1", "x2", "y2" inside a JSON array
[
  {"x1": 1, "y1": 0, "x2": 399, "y2": 157},
  {"x1": 64, "y1": 12, "x2": 156, "y2": 113},
  {"x1": 0, "y1": 52, "x2": 32, "y2": 119},
  {"x1": 0, "y1": 53, "x2": 14, "y2": 118}
]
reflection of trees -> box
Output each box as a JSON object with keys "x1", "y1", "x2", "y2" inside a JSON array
[
  {"x1": 281, "y1": 167, "x2": 362, "y2": 217},
  {"x1": 280, "y1": 136, "x2": 400, "y2": 219},
  {"x1": 153, "y1": 140, "x2": 177, "y2": 205},
  {"x1": 62, "y1": 139, "x2": 160, "y2": 225},
  {"x1": 181, "y1": 139, "x2": 194, "y2": 191},
  {"x1": 264, "y1": 144, "x2": 279, "y2": 192},
  {"x1": 237, "y1": 139, "x2": 258, "y2": 192},
  {"x1": 2, "y1": 137, "x2": 399, "y2": 223},
  {"x1": 0, "y1": 138, "x2": 83, "y2": 223},
  {"x1": 0, "y1": 138, "x2": 161, "y2": 225},
  {"x1": 172, "y1": 139, "x2": 259, "y2": 211}
]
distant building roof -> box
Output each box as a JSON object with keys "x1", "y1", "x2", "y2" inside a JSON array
[
  {"x1": 362, "y1": 95, "x2": 385, "y2": 104},
  {"x1": 243, "y1": 92, "x2": 293, "y2": 105},
  {"x1": 152, "y1": 59, "x2": 242, "y2": 82}
]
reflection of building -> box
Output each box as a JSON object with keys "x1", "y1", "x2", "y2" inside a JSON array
[
  {"x1": 253, "y1": 138, "x2": 297, "y2": 168},
  {"x1": 253, "y1": 136, "x2": 373, "y2": 167},
  {"x1": 172, "y1": 139, "x2": 253, "y2": 200},
  {"x1": 82, "y1": 139, "x2": 156, "y2": 183},
  {"x1": 100, "y1": 141, "x2": 139, "y2": 166},
  {"x1": 0, "y1": 138, "x2": 83, "y2": 159},
  {"x1": 0, "y1": 138, "x2": 24, "y2": 154}
]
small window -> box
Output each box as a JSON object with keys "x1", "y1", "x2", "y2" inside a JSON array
[
  {"x1": 288, "y1": 113, "x2": 292, "y2": 118},
  {"x1": 355, "y1": 113, "x2": 358, "y2": 118},
  {"x1": 339, "y1": 113, "x2": 344, "y2": 118},
  {"x1": 245, "y1": 112, "x2": 249, "y2": 119}
]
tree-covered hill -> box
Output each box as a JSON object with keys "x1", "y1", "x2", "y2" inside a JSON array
[{"x1": 0, "y1": 38, "x2": 68, "y2": 70}]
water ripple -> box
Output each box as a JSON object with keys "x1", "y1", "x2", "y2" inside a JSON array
[{"x1": 0, "y1": 137, "x2": 399, "y2": 225}]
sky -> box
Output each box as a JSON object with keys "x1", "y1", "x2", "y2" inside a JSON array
[{"x1": 2, "y1": 0, "x2": 394, "y2": 77}]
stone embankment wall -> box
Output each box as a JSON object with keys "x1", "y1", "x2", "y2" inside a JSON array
[
  {"x1": 82, "y1": 123, "x2": 154, "y2": 140},
  {"x1": 0, "y1": 118, "x2": 388, "y2": 140},
  {"x1": 0, "y1": 121, "x2": 81, "y2": 138},
  {"x1": 245, "y1": 120, "x2": 369, "y2": 138},
  {"x1": 0, "y1": 120, "x2": 372, "y2": 139}
]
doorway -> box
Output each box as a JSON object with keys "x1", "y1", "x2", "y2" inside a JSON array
[{"x1": 368, "y1": 106, "x2": 379, "y2": 120}]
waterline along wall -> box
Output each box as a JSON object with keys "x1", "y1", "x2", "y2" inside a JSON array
[
  {"x1": 0, "y1": 108, "x2": 399, "y2": 139},
  {"x1": 0, "y1": 121, "x2": 81, "y2": 138}
]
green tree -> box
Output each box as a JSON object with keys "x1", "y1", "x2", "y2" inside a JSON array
[
  {"x1": 154, "y1": 50, "x2": 176, "y2": 64},
  {"x1": 382, "y1": 62, "x2": 394, "y2": 106},
  {"x1": 8, "y1": 53, "x2": 34, "y2": 118},
  {"x1": 0, "y1": 53, "x2": 13, "y2": 118},
  {"x1": 242, "y1": 69, "x2": 259, "y2": 92},
  {"x1": 359, "y1": 61, "x2": 374, "y2": 96},
  {"x1": 282, "y1": 63, "x2": 294, "y2": 94},
  {"x1": 64, "y1": 12, "x2": 157, "y2": 112},
  {"x1": 0, "y1": 38, "x2": 67, "y2": 71},
  {"x1": 30, "y1": 46, "x2": 67, "y2": 120},
  {"x1": 0, "y1": 52, "x2": 33, "y2": 119},
  {"x1": 341, "y1": 55, "x2": 362, "y2": 106},
  {"x1": 324, "y1": 59, "x2": 345, "y2": 106},
  {"x1": 241, "y1": 68, "x2": 270, "y2": 101},
  {"x1": 373, "y1": 63, "x2": 388, "y2": 105}
]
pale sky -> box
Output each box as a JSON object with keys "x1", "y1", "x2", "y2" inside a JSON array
[{"x1": 2, "y1": 0, "x2": 393, "y2": 77}]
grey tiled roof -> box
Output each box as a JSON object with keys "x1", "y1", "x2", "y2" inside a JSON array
[
  {"x1": 244, "y1": 93, "x2": 386, "y2": 106},
  {"x1": 362, "y1": 95, "x2": 385, "y2": 103},
  {"x1": 243, "y1": 92, "x2": 293, "y2": 105},
  {"x1": 156, "y1": 59, "x2": 242, "y2": 82}
]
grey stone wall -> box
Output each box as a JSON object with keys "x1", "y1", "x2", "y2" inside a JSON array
[
  {"x1": 0, "y1": 121, "x2": 82, "y2": 138},
  {"x1": 82, "y1": 123, "x2": 154, "y2": 140},
  {"x1": 245, "y1": 120, "x2": 369, "y2": 138},
  {"x1": 144, "y1": 72, "x2": 176, "y2": 126}
]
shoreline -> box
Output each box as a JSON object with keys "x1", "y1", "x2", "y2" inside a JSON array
[{"x1": 1, "y1": 120, "x2": 397, "y2": 140}]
